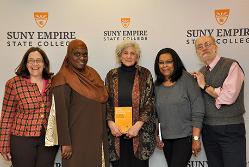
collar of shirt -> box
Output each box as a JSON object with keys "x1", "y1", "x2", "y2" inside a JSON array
[
  {"x1": 23, "y1": 77, "x2": 48, "y2": 95},
  {"x1": 207, "y1": 55, "x2": 220, "y2": 71}
]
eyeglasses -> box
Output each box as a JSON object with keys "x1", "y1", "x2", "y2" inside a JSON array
[
  {"x1": 27, "y1": 59, "x2": 44, "y2": 65},
  {"x1": 196, "y1": 42, "x2": 214, "y2": 51},
  {"x1": 73, "y1": 51, "x2": 88, "y2": 59},
  {"x1": 158, "y1": 60, "x2": 173, "y2": 65}
]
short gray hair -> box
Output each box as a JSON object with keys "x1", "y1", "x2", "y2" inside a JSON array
[{"x1": 115, "y1": 40, "x2": 141, "y2": 64}]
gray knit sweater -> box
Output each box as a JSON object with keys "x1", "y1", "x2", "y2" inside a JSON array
[{"x1": 155, "y1": 71, "x2": 205, "y2": 139}]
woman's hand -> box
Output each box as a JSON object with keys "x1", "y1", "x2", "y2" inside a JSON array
[
  {"x1": 126, "y1": 121, "x2": 144, "y2": 138},
  {"x1": 1, "y1": 153, "x2": 11, "y2": 161},
  {"x1": 108, "y1": 121, "x2": 122, "y2": 137},
  {"x1": 156, "y1": 136, "x2": 164, "y2": 150},
  {"x1": 192, "y1": 127, "x2": 201, "y2": 156},
  {"x1": 61, "y1": 145, "x2": 73, "y2": 159},
  {"x1": 192, "y1": 140, "x2": 201, "y2": 156}
]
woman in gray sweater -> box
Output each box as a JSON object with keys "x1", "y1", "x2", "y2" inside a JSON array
[{"x1": 154, "y1": 48, "x2": 205, "y2": 167}]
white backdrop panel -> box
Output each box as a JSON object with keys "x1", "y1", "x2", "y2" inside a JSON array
[{"x1": 0, "y1": 0, "x2": 248, "y2": 166}]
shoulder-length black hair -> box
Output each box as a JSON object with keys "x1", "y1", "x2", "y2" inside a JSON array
[
  {"x1": 154, "y1": 48, "x2": 186, "y2": 86},
  {"x1": 15, "y1": 47, "x2": 53, "y2": 79}
]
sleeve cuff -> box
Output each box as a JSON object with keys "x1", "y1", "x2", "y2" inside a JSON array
[
  {"x1": 214, "y1": 87, "x2": 222, "y2": 109},
  {"x1": 214, "y1": 87, "x2": 221, "y2": 96},
  {"x1": 192, "y1": 122, "x2": 203, "y2": 129},
  {"x1": 215, "y1": 102, "x2": 221, "y2": 109},
  {"x1": 139, "y1": 115, "x2": 149, "y2": 123}
]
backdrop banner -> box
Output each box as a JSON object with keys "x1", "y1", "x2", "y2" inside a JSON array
[{"x1": 0, "y1": 0, "x2": 248, "y2": 166}]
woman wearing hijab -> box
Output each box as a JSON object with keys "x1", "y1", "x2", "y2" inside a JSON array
[{"x1": 52, "y1": 39, "x2": 109, "y2": 167}]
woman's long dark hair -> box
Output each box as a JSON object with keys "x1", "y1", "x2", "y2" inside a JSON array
[
  {"x1": 15, "y1": 47, "x2": 53, "y2": 79},
  {"x1": 154, "y1": 48, "x2": 186, "y2": 86}
]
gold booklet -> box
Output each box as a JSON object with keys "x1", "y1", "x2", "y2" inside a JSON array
[{"x1": 115, "y1": 107, "x2": 132, "y2": 133}]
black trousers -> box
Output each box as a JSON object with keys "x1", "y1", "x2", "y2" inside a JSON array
[
  {"x1": 10, "y1": 135, "x2": 59, "y2": 167},
  {"x1": 202, "y1": 124, "x2": 246, "y2": 167},
  {"x1": 162, "y1": 136, "x2": 192, "y2": 167},
  {"x1": 111, "y1": 135, "x2": 148, "y2": 167}
]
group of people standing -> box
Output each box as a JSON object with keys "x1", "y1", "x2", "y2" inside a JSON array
[{"x1": 0, "y1": 35, "x2": 246, "y2": 167}]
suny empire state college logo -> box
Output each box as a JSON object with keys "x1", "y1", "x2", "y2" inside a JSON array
[
  {"x1": 121, "y1": 17, "x2": 131, "y2": 28},
  {"x1": 34, "y1": 12, "x2": 48, "y2": 28},
  {"x1": 214, "y1": 9, "x2": 230, "y2": 25}
]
